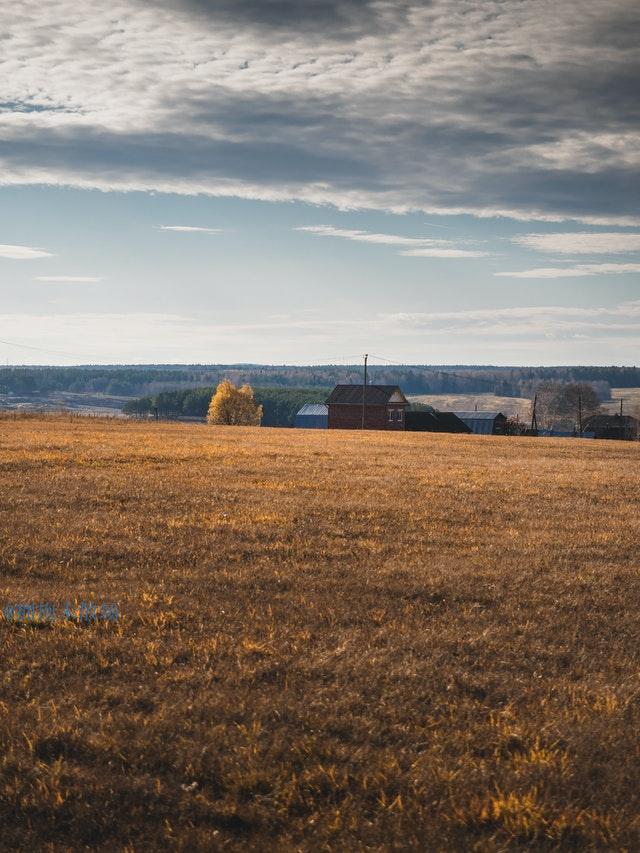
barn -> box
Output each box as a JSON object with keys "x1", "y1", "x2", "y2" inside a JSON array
[
  {"x1": 582, "y1": 413, "x2": 638, "y2": 441},
  {"x1": 294, "y1": 403, "x2": 328, "y2": 429},
  {"x1": 405, "y1": 411, "x2": 471, "y2": 434},
  {"x1": 451, "y1": 411, "x2": 508, "y2": 435},
  {"x1": 326, "y1": 384, "x2": 408, "y2": 430}
]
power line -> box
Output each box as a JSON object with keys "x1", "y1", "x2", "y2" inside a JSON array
[
  {"x1": 367, "y1": 353, "x2": 511, "y2": 390},
  {"x1": 0, "y1": 338, "x2": 87, "y2": 359}
]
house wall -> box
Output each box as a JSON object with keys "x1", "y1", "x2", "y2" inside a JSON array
[
  {"x1": 294, "y1": 414, "x2": 328, "y2": 429},
  {"x1": 328, "y1": 404, "x2": 406, "y2": 430},
  {"x1": 593, "y1": 425, "x2": 637, "y2": 441},
  {"x1": 492, "y1": 415, "x2": 508, "y2": 435}
]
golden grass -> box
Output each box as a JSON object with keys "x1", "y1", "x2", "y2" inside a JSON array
[
  {"x1": 1, "y1": 414, "x2": 640, "y2": 850},
  {"x1": 605, "y1": 387, "x2": 640, "y2": 417}
]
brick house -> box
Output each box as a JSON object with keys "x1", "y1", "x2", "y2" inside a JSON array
[{"x1": 326, "y1": 384, "x2": 408, "y2": 430}]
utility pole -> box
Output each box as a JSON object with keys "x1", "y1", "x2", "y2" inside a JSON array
[
  {"x1": 361, "y1": 353, "x2": 368, "y2": 430},
  {"x1": 578, "y1": 393, "x2": 583, "y2": 437},
  {"x1": 530, "y1": 393, "x2": 538, "y2": 434}
]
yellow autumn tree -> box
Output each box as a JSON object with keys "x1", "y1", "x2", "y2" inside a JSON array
[{"x1": 207, "y1": 380, "x2": 262, "y2": 426}]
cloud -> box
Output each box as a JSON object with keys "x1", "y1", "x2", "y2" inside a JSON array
[
  {"x1": 384, "y1": 300, "x2": 640, "y2": 341},
  {"x1": 149, "y1": 0, "x2": 394, "y2": 39},
  {"x1": 401, "y1": 248, "x2": 490, "y2": 259},
  {"x1": 295, "y1": 225, "x2": 490, "y2": 257},
  {"x1": 1, "y1": 0, "x2": 639, "y2": 223},
  {"x1": 295, "y1": 225, "x2": 434, "y2": 246},
  {"x1": 34, "y1": 276, "x2": 102, "y2": 282},
  {"x1": 495, "y1": 263, "x2": 640, "y2": 278},
  {"x1": 512, "y1": 232, "x2": 640, "y2": 254},
  {"x1": 158, "y1": 225, "x2": 223, "y2": 233},
  {"x1": 387, "y1": 301, "x2": 640, "y2": 326},
  {"x1": 0, "y1": 244, "x2": 53, "y2": 260},
  {"x1": 3, "y1": 299, "x2": 640, "y2": 365}
]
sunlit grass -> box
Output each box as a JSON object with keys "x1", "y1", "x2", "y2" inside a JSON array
[{"x1": 0, "y1": 414, "x2": 639, "y2": 849}]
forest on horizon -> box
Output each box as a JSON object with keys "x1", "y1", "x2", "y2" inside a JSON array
[{"x1": 1, "y1": 363, "x2": 638, "y2": 400}]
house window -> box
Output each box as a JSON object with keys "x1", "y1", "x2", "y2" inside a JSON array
[
  {"x1": 397, "y1": 409, "x2": 403, "y2": 422},
  {"x1": 388, "y1": 409, "x2": 394, "y2": 422}
]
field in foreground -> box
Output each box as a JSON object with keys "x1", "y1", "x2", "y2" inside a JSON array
[{"x1": 1, "y1": 416, "x2": 639, "y2": 851}]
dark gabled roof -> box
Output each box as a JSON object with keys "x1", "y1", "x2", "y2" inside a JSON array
[
  {"x1": 450, "y1": 411, "x2": 506, "y2": 421},
  {"x1": 436, "y1": 412, "x2": 473, "y2": 433},
  {"x1": 451, "y1": 410, "x2": 507, "y2": 435},
  {"x1": 583, "y1": 414, "x2": 638, "y2": 428},
  {"x1": 326, "y1": 384, "x2": 407, "y2": 406},
  {"x1": 405, "y1": 411, "x2": 471, "y2": 433}
]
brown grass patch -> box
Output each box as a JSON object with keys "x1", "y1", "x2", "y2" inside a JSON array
[{"x1": 1, "y1": 415, "x2": 639, "y2": 850}]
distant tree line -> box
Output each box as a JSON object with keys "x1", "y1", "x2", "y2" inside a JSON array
[
  {"x1": 2, "y1": 364, "x2": 639, "y2": 399},
  {"x1": 123, "y1": 386, "x2": 332, "y2": 427}
]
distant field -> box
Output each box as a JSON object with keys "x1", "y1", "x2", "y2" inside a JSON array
[
  {"x1": 604, "y1": 387, "x2": 640, "y2": 416},
  {"x1": 1, "y1": 416, "x2": 640, "y2": 849},
  {"x1": 0, "y1": 391, "x2": 133, "y2": 416},
  {"x1": 409, "y1": 392, "x2": 532, "y2": 419}
]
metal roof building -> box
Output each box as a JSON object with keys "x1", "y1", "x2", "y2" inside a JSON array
[
  {"x1": 294, "y1": 403, "x2": 328, "y2": 429},
  {"x1": 405, "y1": 411, "x2": 471, "y2": 434},
  {"x1": 451, "y1": 411, "x2": 508, "y2": 435}
]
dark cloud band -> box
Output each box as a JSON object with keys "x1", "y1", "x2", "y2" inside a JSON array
[{"x1": 2, "y1": 0, "x2": 639, "y2": 222}]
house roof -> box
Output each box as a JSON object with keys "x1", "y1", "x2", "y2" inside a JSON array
[
  {"x1": 326, "y1": 384, "x2": 408, "y2": 406},
  {"x1": 405, "y1": 410, "x2": 471, "y2": 433},
  {"x1": 295, "y1": 404, "x2": 328, "y2": 417},
  {"x1": 450, "y1": 411, "x2": 506, "y2": 420},
  {"x1": 435, "y1": 412, "x2": 473, "y2": 433},
  {"x1": 583, "y1": 413, "x2": 638, "y2": 428},
  {"x1": 451, "y1": 410, "x2": 507, "y2": 435}
]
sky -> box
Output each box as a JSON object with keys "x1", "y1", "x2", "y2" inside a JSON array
[{"x1": 1, "y1": 0, "x2": 639, "y2": 366}]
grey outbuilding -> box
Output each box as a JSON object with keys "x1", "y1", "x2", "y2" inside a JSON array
[
  {"x1": 294, "y1": 403, "x2": 328, "y2": 429},
  {"x1": 450, "y1": 411, "x2": 508, "y2": 435}
]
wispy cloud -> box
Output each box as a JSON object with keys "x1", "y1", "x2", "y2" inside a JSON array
[
  {"x1": 295, "y1": 225, "x2": 490, "y2": 258},
  {"x1": 0, "y1": 244, "x2": 53, "y2": 260},
  {"x1": 401, "y1": 248, "x2": 491, "y2": 259},
  {"x1": 386, "y1": 302, "x2": 640, "y2": 327},
  {"x1": 495, "y1": 263, "x2": 640, "y2": 278},
  {"x1": 34, "y1": 276, "x2": 102, "y2": 282},
  {"x1": 383, "y1": 301, "x2": 640, "y2": 342},
  {"x1": 295, "y1": 225, "x2": 434, "y2": 246},
  {"x1": 3, "y1": 299, "x2": 640, "y2": 364},
  {"x1": 158, "y1": 225, "x2": 223, "y2": 233},
  {"x1": 512, "y1": 232, "x2": 640, "y2": 254}
]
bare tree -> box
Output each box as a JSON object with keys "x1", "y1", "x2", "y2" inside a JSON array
[{"x1": 534, "y1": 383, "x2": 601, "y2": 431}]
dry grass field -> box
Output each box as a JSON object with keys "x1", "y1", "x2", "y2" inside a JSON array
[
  {"x1": 1, "y1": 415, "x2": 640, "y2": 851},
  {"x1": 605, "y1": 388, "x2": 640, "y2": 417}
]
